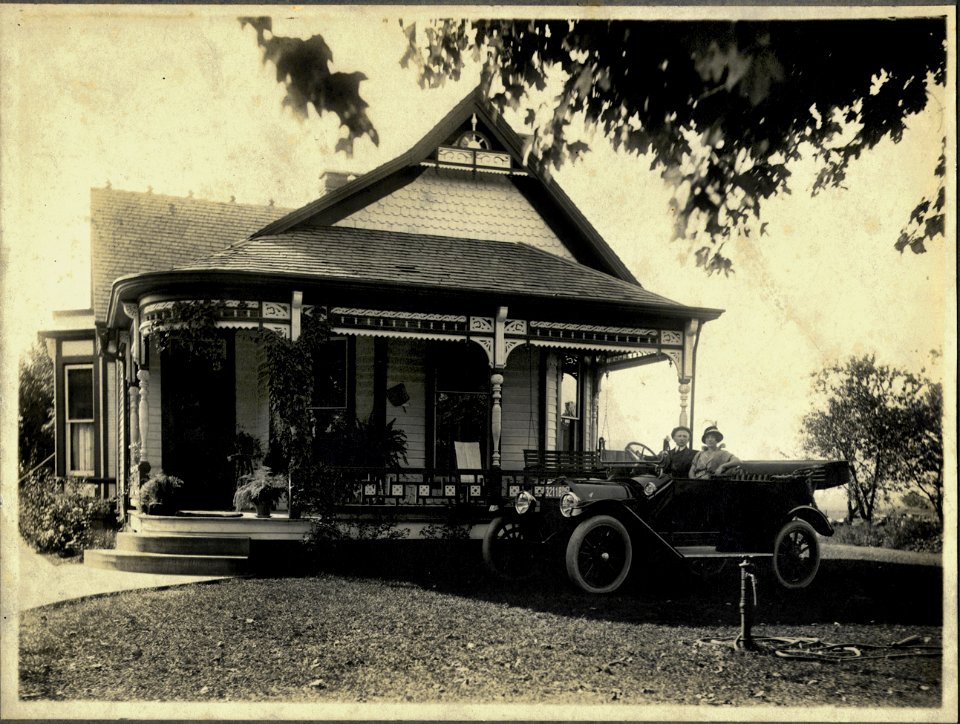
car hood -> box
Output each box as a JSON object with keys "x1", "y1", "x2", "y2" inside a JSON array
[{"x1": 567, "y1": 478, "x2": 641, "y2": 501}]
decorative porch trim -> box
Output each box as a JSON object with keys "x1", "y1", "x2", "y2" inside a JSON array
[
  {"x1": 331, "y1": 307, "x2": 469, "y2": 335},
  {"x1": 529, "y1": 320, "x2": 660, "y2": 346},
  {"x1": 529, "y1": 339, "x2": 662, "y2": 356},
  {"x1": 334, "y1": 328, "x2": 468, "y2": 343},
  {"x1": 139, "y1": 299, "x2": 294, "y2": 337}
]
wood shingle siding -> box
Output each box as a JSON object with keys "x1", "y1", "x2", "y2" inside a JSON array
[{"x1": 335, "y1": 172, "x2": 573, "y2": 261}]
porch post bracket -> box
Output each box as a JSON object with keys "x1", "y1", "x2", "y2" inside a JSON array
[
  {"x1": 491, "y1": 373, "x2": 504, "y2": 468},
  {"x1": 123, "y1": 302, "x2": 142, "y2": 365},
  {"x1": 494, "y1": 306, "x2": 508, "y2": 369},
  {"x1": 291, "y1": 291, "x2": 303, "y2": 341}
]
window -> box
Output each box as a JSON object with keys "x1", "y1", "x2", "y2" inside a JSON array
[
  {"x1": 559, "y1": 355, "x2": 581, "y2": 451},
  {"x1": 65, "y1": 365, "x2": 95, "y2": 475},
  {"x1": 434, "y1": 343, "x2": 489, "y2": 470},
  {"x1": 310, "y1": 338, "x2": 348, "y2": 433}
]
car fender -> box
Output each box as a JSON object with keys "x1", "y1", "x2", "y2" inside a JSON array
[
  {"x1": 787, "y1": 505, "x2": 833, "y2": 536},
  {"x1": 615, "y1": 506, "x2": 686, "y2": 563}
]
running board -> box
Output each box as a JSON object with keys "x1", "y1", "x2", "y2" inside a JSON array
[{"x1": 675, "y1": 546, "x2": 772, "y2": 558}]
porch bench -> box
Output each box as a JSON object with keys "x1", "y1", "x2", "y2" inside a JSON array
[{"x1": 522, "y1": 449, "x2": 606, "y2": 480}]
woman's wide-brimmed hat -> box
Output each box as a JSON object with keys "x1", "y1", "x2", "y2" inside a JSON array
[
  {"x1": 671, "y1": 426, "x2": 692, "y2": 438},
  {"x1": 701, "y1": 425, "x2": 724, "y2": 442}
]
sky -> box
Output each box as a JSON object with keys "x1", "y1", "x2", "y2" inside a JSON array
[{"x1": 1, "y1": 5, "x2": 955, "y2": 474}]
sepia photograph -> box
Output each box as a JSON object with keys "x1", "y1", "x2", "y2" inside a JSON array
[{"x1": 0, "y1": 4, "x2": 955, "y2": 721}]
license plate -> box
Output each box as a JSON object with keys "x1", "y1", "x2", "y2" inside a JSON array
[{"x1": 544, "y1": 485, "x2": 569, "y2": 498}]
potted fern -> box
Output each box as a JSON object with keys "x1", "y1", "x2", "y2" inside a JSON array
[
  {"x1": 233, "y1": 467, "x2": 288, "y2": 518},
  {"x1": 139, "y1": 474, "x2": 184, "y2": 516}
]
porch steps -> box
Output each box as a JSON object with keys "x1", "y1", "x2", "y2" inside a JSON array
[
  {"x1": 115, "y1": 532, "x2": 250, "y2": 556},
  {"x1": 83, "y1": 549, "x2": 249, "y2": 576},
  {"x1": 84, "y1": 530, "x2": 254, "y2": 575}
]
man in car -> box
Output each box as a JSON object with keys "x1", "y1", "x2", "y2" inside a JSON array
[
  {"x1": 689, "y1": 425, "x2": 741, "y2": 478},
  {"x1": 660, "y1": 425, "x2": 696, "y2": 478}
]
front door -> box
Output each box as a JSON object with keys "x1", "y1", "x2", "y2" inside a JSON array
[{"x1": 161, "y1": 339, "x2": 236, "y2": 510}]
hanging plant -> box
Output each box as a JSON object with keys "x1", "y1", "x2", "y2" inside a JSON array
[
  {"x1": 149, "y1": 300, "x2": 228, "y2": 369},
  {"x1": 259, "y1": 311, "x2": 332, "y2": 517}
]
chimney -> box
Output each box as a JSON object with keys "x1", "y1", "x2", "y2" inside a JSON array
[{"x1": 320, "y1": 170, "x2": 357, "y2": 195}]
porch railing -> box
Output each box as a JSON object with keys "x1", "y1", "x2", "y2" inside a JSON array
[{"x1": 313, "y1": 467, "x2": 528, "y2": 507}]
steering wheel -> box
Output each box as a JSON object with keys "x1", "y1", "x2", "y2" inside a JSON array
[{"x1": 624, "y1": 441, "x2": 658, "y2": 462}]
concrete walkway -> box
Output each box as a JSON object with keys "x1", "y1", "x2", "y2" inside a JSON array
[{"x1": 16, "y1": 544, "x2": 234, "y2": 611}]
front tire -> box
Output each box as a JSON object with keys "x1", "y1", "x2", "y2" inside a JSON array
[
  {"x1": 565, "y1": 515, "x2": 633, "y2": 594},
  {"x1": 772, "y1": 519, "x2": 820, "y2": 589},
  {"x1": 483, "y1": 517, "x2": 538, "y2": 580}
]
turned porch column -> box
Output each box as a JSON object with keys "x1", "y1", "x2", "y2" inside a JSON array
[
  {"x1": 128, "y1": 378, "x2": 141, "y2": 461},
  {"x1": 490, "y1": 373, "x2": 504, "y2": 468},
  {"x1": 137, "y1": 369, "x2": 150, "y2": 461},
  {"x1": 680, "y1": 318, "x2": 701, "y2": 431}
]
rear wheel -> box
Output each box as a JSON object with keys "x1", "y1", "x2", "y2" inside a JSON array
[
  {"x1": 565, "y1": 515, "x2": 633, "y2": 594},
  {"x1": 483, "y1": 517, "x2": 538, "y2": 580},
  {"x1": 772, "y1": 519, "x2": 820, "y2": 589}
]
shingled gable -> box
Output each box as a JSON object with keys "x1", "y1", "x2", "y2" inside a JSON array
[
  {"x1": 251, "y1": 86, "x2": 639, "y2": 284},
  {"x1": 90, "y1": 188, "x2": 289, "y2": 322}
]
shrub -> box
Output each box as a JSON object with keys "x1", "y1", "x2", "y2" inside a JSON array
[
  {"x1": 884, "y1": 512, "x2": 942, "y2": 553},
  {"x1": 19, "y1": 473, "x2": 118, "y2": 556},
  {"x1": 829, "y1": 513, "x2": 942, "y2": 553}
]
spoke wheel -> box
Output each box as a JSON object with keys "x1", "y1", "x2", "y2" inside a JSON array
[
  {"x1": 483, "y1": 517, "x2": 538, "y2": 580},
  {"x1": 565, "y1": 515, "x2": 633, "y2": 594},
  {"x1": 772, "y1": 519, "x2": 821, "y2": 589}
]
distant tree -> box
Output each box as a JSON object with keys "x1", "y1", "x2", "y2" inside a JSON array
[
  {"x1": 801, "y1": 354, "x2": 942, "y2": 523},
  {"x1": 18, "y1": 340, "x2": 55, "y2": 475},
  {"x1": 242, "y1": 16, "x2": 946, "y2": 274},
  {"x1": 890, "y1": 381, "x2": 943, "y2": 524}
]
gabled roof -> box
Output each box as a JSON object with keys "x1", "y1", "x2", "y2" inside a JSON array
[
  {"x1": 251, "y1": 87, "x2": 639, "y2": 284},
  {"x1": 89, "y1": 188, "x2": 289, "y2": 320},
  {"x1": 172, "y1": 225, "x2": 719, "y2": 318}
]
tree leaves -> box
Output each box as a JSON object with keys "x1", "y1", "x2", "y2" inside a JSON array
[
  {"x1": 896, "y1": 141, "x2": 946, "y2": 254},
  {"x1": 240, "y1": 17, "x2": 379, "y2": 155},
  {"x1": 400, "y1": 18, "x2": 946, "y2": 273}
]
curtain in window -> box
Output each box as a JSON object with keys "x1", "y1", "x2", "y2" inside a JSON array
[{"x1": 70, "y1": 422, "x2": 94, "y2": 473}]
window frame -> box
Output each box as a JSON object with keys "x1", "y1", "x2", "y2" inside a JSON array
[{"x1": 64, "y1": 363, "x2": 96, "y2": 476}]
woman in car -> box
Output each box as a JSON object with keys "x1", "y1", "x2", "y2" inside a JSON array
[{"x1": 689, "y1": 425, "x2": 741, "y2": 479}]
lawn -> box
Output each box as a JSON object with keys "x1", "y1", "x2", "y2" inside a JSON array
[{"x1": 19, "y1": 542, "x2": 943, "y2": 708}]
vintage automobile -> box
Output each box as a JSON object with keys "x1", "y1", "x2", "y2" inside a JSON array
[{"x1": 484, "y1": 444, "x2": 851, "y2": 594}]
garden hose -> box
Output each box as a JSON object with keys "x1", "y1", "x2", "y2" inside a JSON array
[
  {"x1": 696, "y1": 634, "x2": 941, "y2": 662},
  {"x1": 697, "y1": 557, "x2": 942, "y2": 661}
]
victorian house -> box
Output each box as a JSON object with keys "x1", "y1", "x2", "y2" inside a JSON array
[{"x1": 42, "y1": 88, "x2": 722, "y2": 551}]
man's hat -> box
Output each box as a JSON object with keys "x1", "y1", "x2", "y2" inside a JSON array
[
  {"x1": 701, "y1": 425, "x2": 724, "y2": 442},
  {"x1": 670, "y1": 426, "x2": 692, "y2": 438}
]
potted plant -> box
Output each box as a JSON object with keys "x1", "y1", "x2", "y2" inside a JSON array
[
  {"x1": 138, "y1": 474, "x2": 184, "y2": 515},
  {"x1": 233, "y1": 467, "x2": 288, "y2": 518}
]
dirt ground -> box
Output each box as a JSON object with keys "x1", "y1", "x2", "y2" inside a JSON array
[{"x1": 17, "y1": 542, "x2": 946, "y2": 714}]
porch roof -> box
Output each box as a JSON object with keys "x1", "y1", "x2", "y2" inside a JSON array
[{"x1": 168, "y1": 225, "x2": 721, "y2": 318}]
